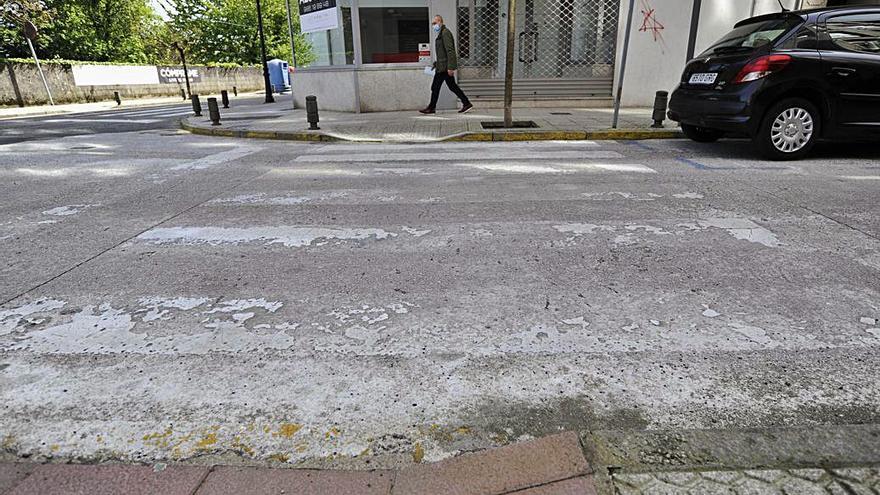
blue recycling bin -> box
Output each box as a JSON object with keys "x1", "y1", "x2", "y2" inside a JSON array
[{"x1": 267, "y1": 59, "x2": 290, "y2": 94}]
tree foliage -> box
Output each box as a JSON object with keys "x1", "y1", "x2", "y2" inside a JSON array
[{"x1": 1, "y1": 0, "x2": 312, "y2": 66}]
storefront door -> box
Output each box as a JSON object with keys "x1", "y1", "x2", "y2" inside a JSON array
[{"x1": 456, "y1": 0, "x2": 618, "y2": 98}]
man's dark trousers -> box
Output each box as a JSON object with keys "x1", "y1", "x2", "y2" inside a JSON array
[{"x1": 428, "y1": 71, "x2": 470, "y2": 110}]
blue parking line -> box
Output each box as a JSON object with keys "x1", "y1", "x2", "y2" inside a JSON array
[{"x1": 677, "y1": 157, "x2": 710, "y2": 170}]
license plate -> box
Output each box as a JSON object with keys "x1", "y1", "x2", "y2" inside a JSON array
[{"x1": 689, "y1": 73, "x2": 718, "y2": 85}]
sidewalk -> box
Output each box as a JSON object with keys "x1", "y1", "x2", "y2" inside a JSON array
[
  {"x1": 0, "y1": 93, "x2": 260, "y2": 120},
  {"x1": 180, "y1": 101, "x2": 681, "y2": 143},
  {"x1": 0, "y1": 433, "x2": 596, "y2": 495},
  {"x1": 3, "y1": 428, "x2": 880, "y2": 494}
]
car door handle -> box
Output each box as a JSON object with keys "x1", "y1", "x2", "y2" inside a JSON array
[{"x1": 832, "y1": 67, "x2": 856, "y2": 76}]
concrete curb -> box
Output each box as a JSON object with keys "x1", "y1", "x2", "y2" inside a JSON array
[{"x1": 180, "y1": 119, "x2": 682, "y2": 143}]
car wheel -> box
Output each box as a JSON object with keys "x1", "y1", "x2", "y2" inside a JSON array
[
  {"x1": 681, "y1": 124, "x2": 724, "y2": 143},
  {"x1": 756, "y1": 98, "x2": 820, "y2": 160}
]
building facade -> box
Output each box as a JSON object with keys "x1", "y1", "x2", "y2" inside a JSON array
[{"x1": 292, "y1": 0, "x2": 867, "y2": 111}]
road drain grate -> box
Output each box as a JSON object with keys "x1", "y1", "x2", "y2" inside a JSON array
[{"x1": 481, "y1": 120, "x2": 539, "y2": 130}]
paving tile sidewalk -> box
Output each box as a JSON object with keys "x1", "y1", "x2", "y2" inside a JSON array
[
  {"x1": 181, "y1": 101, "x2": 680, "y2": 143},
  {"x1": 0, "y1": 432, "x2": 598, "y2": 495},
  {"x1": 0, "y1": 93, "x2": 263, "y2": 120}
]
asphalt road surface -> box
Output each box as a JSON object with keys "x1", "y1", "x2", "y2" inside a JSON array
[
  {"x1": 0, "y1": 95, "x2": 270, "y2": 145},
  {"x1": 1, "y1": 114, "x2": 879, "y2": 468}
]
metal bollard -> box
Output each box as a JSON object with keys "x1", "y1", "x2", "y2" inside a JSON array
[
  {"x1": 232, "y1": 86, "x2": 238, "y2": 97},
  {"x1": 221, "y1": 90, "x2": 229, "y2": 109},
  {"x1": 651, "y1": 90, "x2": 669, "y2": 128},
  {"x1": 113, "y1": 91, "x2": 121, "y2": 105},
  {"x1": 180, "y1": 88, "x2": 187, "y2": 100},
  {"x1": 191, "y1": 94, "x2": 202, "y2": 116},
  {"x1": 207, "y1": 97, "x2": 221, "y2": 126},
  {"x1": 306, "y1": 95, "x2": 320, "y2": 130}
]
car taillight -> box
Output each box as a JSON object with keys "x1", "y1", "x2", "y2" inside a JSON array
[{"x1": 733, "y1": 54, "x2": 792, "y2": 83}]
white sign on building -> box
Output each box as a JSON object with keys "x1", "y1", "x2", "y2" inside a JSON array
[{"x1": 299, "y1": 0, "x2": 339, "y2": 34}]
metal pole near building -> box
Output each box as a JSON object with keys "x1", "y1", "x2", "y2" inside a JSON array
[
  {"x1": 23, "y1": 21, "x2": 53, "y2": 106},
  {"x1": 686, "y1": 0, "x2": 702, "y2": 61},
  {"x1": 256, "y1": 0, "x2": 275, "y2": 104},
  {"x1": 285, "y1": 0, "x2": 298, "y2": 108},
  {"x1": 174, "y1": 43, "x2": 192, "y2": 99},
  {"x1": 503, "y1": 0, "x2": 517, "y2": 127},
  {"x1": 611, "y1": 0, "x2": 635, "y2": 129}
]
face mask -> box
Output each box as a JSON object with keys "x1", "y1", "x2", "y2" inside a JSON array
[{"x1": 433, "y1": 24, "x2": 441, "y2": 33}]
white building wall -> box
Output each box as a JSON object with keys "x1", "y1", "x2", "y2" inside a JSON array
[{"x1": 615, "y1": 0, "x2": 828, "y2": 107}]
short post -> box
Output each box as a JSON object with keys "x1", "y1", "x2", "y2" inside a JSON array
[
  {"x1": 221, "y1": 90, "x2": 230, "y2": 109},
  {"x1": 180, "y1": 88, "x2": 187, "y2": 100},
  {"x1": 306, "y1": 95, "x2": 320, "y2": 130},
  {"x1": 233, "y1": 86, "x2": 238, "y2": 97},
  {"x1": 113, "y1": 91, "x2": 121, "y2": 106},
  {"x1": 191, "y1": 94, "x2": 202, "y2": 116},
  {"x1": 651, "y1": 90, "x2": 668, "y2": 128},
  {"x1": 207, "y1": 97, "x2": 221, "y2": 126}
]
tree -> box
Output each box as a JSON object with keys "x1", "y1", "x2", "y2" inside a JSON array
[{"x1": 159, "y1": 0, "x2": 313, "y2": 66}]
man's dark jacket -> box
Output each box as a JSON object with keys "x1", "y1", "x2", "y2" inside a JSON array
[{"x1": 434, "y1": 26, "x2": 458, "y2": 72}]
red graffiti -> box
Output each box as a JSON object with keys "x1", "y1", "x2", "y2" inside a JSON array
[{"x1": 638, "y1": 1, "x2": 665, "y2": 42}]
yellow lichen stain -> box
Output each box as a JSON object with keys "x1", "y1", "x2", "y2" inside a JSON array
[
  {"x1": 357, "y1": 447, "x2": 371, "y2": 458},
  {"x1": 455, "y1": 426, "x2": 471, "y2": 435},
  {"x1": 412, "y1": 443, "x2": 425, "y2": 463},
  {"x1": 294, "y1": 442, "x2": 309, "y2": 453},
  {"x1": 263, "y1": 425, "x2": 271, "y2": 434},
  {"x1": 49, "y1": 444, "x2": 60, "y2": 452},
  {"x1": 268, "y1": 453, "x2": 291, "y2": 463},
  {"x1": 96, "y1": 435, "x2": 104, "y2": 444},
  {"x1": 274, "y1": 423, "x2": 303, "y2": 439},
  {"x1": 170, "y1": 432, "x2": 194, "y2": 459},
  {"x1": 142, "y1": 428, "x2": 173, "y2": 448},
  {"x1": 195, "y1": 433, "x2": 218, "y2": 450},
  {"x1": 1, "y1": 435, "x2": 15, "y2": 449},
  {"x1": 324, "y1": 427, "x2": 341, "y2": 439},
  {"x1": 231, "y1": 436, "x2": 255, "y2": 457}
]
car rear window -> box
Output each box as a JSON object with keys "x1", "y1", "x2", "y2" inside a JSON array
[{"x1": 702, "y1": 17, "x2": 803, "y2": 55}]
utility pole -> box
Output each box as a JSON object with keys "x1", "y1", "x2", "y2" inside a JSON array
[
  {"x1": 256, "y1": 0, "x2": 275, "y2": 103},
  {"x1": 23, "y1": 20, "x2": 53, "y2": 105},
  {"x1": 285, "y1": 0, "x2": 297, "y2": 108},
  {"x1": 612, "y1": 0, "x2": 635, "y2": 129},
  {"x1": 502, "y1": 0, "x2": 517, "y2": 127},
  {"x1": 173, "y1": 42, "x2": 192, "y2": 98},
  {"x1": 686, "y1": 0, "x2": 702, "y2": 61}
]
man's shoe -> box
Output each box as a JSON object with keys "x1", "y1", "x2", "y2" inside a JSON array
[
  {"x1": 459, "y1": 103, "x2": 474, "y2": 114},
  {"x1": 419, "y1": 107, "x2": 436, "y2": 114}
]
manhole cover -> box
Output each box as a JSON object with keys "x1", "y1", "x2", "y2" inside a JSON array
[{"x1": 481, "y1": 120, "x2": 539, "y2": 129}]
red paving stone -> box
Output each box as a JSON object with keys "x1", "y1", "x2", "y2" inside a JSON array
[
  {"x1": 0, "y1": 464, "x2": 37, "y2": 494},
  {"x1": 195, "y1": 466, "x2": 394, "y2": 495},
  {"x1": 7, "y1": 464, "x2": 209, "y2": 495},
  {"x1": 392, "y1": 431, "x2": 591, "y2": 495},
  {"x1": 0, "y1": 432, "x2": 598, "y2": 495},
  {"x1": 509, "y1": 476, "x2": 598, "y2": 495}
]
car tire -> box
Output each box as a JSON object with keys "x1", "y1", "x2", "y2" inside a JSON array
[
  {"x1": 756, "y1": 98, "x2": 820, "y2": 160},
  {"x1": 681, "y1": 124, "x2": 724, "y2": 143}
]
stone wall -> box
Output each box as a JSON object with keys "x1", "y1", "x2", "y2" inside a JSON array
[{"x1": 0, "y1": 62, "x2": 264, "y2": 107}]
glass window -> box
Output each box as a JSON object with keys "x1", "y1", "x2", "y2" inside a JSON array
[
  {"x1": 301, "y1": 0, "x2": 355, "y2": 67},
  {"x1": 359, "y1": 0, "x2": 430, "y2": 64},
  {"x1": 701, "y1": 17, "x2": 802, "y2": 56},
  {"x1": 827, "y1": 13, "x2": 880, "y2": 54}
]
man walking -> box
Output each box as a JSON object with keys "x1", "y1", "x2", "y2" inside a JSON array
[{"x1": 420, "y1": 15, "x2": 473, "y2": 114}]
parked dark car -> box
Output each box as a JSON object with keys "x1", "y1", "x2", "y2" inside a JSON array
[{"x1": 668, "y1": 6, "x2": 880, "y2": 160}]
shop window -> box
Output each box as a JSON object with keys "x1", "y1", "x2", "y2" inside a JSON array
[
  {"x1": 359, "y1": 0, "x2": 430, "y2": 64},
  {"x1": 302, "y1": 3, "x2": 356, "y2": 67}
]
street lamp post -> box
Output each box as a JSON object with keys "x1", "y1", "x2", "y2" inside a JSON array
[{"x1": 256, "y1": 0, "x2": 275, "y2": 103}]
